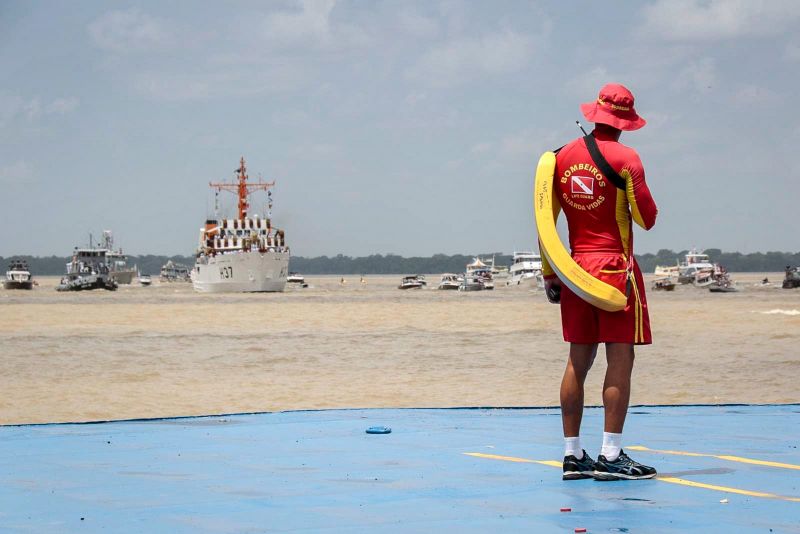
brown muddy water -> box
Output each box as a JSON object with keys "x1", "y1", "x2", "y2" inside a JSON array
[{"x1": 1, "y1": 273, "x2": 798, "y2": 424}]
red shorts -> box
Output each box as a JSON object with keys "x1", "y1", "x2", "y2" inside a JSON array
[{"x1": 560, "y1": 253, "x2": 651, "y2": 345}]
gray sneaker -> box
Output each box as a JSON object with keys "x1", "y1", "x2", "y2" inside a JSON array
[
  {"x1": 562, "y1": 449, "x2": 596, "y2": 480},
  {"x1": 593, "y1": 449, "x2": 657, "y2": 481}
]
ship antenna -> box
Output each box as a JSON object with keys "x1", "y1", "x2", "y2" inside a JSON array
[
  {"x1": 209, "y1": 156, "x2": 275, "y2": 220},
  {"x1": 214, "y1": 190, "x2": 219, "y2": 219}
]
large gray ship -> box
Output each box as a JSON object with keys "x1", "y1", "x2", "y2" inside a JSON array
[{"x1": 191, "y1": 157, "x2": 289, "y2": 293}]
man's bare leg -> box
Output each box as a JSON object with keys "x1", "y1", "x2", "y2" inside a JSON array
[
  {"x1": 593, "y1": 342, "x2": 656, "y2": 479},
  {"x1": 560, "y1": 343, "x2": 598, "y2": 438},
  {"x1": 603, "y1": 343, "x2": 635, "y2": 433}
]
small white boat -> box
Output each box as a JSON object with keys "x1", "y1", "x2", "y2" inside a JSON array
[
  {"x1": 438, "y1": 273, "x2": 461, "y2": 290},
  {"x1": 4, "y1": 259, "x2": 34, "y2": 290},
  {"x1": 651, "y1": 276, "x2": 676, "y2": 291},
  {"x1": 399, "y1": 276, "x2": 424, "y2": 290},
  {"x1": 138, "y1": 274, "x2": 152, "y2": 286},
  {"x1": 287, "y1": 272, "x2": 305, "y2": 284}
]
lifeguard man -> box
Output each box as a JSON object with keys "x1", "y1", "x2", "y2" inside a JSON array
[{"x1": 542, "y1": 83, "x2": 658, "y2": 481}]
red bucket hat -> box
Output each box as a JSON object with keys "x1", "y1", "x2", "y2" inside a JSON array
[{"x1": 580, "y1": 83, "x2": 646, "y2": 131}]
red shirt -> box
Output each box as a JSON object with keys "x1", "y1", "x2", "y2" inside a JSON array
[{"x1": 541, "y1": 129, "x2": 657, "y2": 277}]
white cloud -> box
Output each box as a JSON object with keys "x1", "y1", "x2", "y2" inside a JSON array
[
  {"x1": 469, "y1": 128, "x2": 564, "y2": 170},
  {"x1": 397, "y1": 9, "x2": 439, "y2": 38},
  {"x1": 264, "y1": 0, "x2": 334, "y2": 46},
  {"x1": 407, "y1": 30, "x2": 534, "y2": 88},
  {"x1": 470, "y1": 142, "x2": 491, "y2": 154},
  {"x1": 640, "y1": 0, "x2": 800, "y2": 41},
  {"x1": 498, "y1": 129, "x2": 559, "y2": 160},
  {"x1": 87, "y1": 2, "x2": 372, "y2": 102},
  {"x1": 731, "y1": 84, "x2": 779, "y2": 106},
  {"x1": 0, "y1": 94, "x2": 79, "y2": 125},
  {"x1": 88, "y1": 9, "x2": 172, "y2": 52},
  {"x1": 46, "y1": 97, "x2": 79, "y2": 115},
  {"x1": 261, "y1": 0, "x2": 368, "y2": 50},
  {"x1": 565, "y1": 66, "x2": 615, "y2": 100},
  {"x1": 671, "y1": 58, "x2": 717, "y2": 93},
  {"x1": 133, "y1": 61, "x2": 309, "y2": 101},
  {"x1": 0, "y1": 161, "x2": 34, "y2": 185}
]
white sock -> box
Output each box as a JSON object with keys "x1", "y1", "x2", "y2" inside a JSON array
[
  {"x1": 564, "y1": 436, "x2": 583, "y2": 459},
  {"x1": 601, "y1": 432, "x2": 622, "y2": 461}
]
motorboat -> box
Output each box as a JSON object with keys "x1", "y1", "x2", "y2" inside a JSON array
[
  {"x1": 161, "y1": 260, "x2": 191, "y2": 282},
  {"x1": 692, "y1": 269, "x2": 714, "y2": 288},
  {"x1": 286, "y1": 272, "x2": 308, "y2": 288},
  {"x1": 466, "y1": 257, "x2": 494, "y2": 290},
  {"x1": 458, "y1": 274, "x2": 484, "y2": 292},
  {"x1": 138, "y1": 274, "x2": 152, "y2": 286},
  {"x1": 677, "y1": 249, "x2": 715, "y2": 284},
  {"x1": 651, "y1": 276, "x2": 676, "y2": 291},
  {"x1": 708, "y1": 265, "x2": 737, "y2": 292},
  {"x1": 438, "y1": 273, "x2": 461, "y2": 290},
  {"x1": 4, "y1": 259, "x2": 34, "y2": 290},
  {"x1": 287, "y1": 272, "x2": 305, "y2": 284},
  {"x1": 399, "y1": 276, "x2": 424, "y2": 290},
  {"x1": 506, "y1": 251, "x2": 544, "y2": 288}
]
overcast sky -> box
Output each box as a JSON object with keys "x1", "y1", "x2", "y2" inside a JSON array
[{"x1": 1, "y1": 1, "x2": 798, "y2": 257}]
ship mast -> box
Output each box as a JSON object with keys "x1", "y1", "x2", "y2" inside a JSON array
[{"x1": 209, "y1": 157, "x2": 275, "y2": 219}]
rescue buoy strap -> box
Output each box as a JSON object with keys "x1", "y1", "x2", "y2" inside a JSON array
[{"x1": 582, "y1": 134, "x2": 626, "y2": 191}]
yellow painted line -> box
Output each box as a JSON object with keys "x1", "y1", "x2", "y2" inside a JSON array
[
  {"x1": 464, "y1": 452, "x2": 561, "y2": 467},
  {"x1": 628, "y1": 445, "x2": 800, "y2": 471},
  {"x1": 464, "y1": 452, "x2": 800, "y2": 503},
  {"x1": 658, "y1": 477, "x2": 800, "y2": 502}
]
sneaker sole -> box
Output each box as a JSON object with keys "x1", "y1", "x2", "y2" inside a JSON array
[
  {"x1": 592, "y1": 471, "x2": 657, "y2": 481},
  {"x1": 563, "y1": 470, "x2": 595, "y2": 480}
]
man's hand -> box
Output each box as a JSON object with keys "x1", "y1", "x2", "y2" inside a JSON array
[{"x1": 544, "y1": 277, "x2": 562, "y2": 304}]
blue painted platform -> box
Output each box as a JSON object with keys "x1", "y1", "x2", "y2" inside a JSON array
[{"x1": 1, "y1": 405, "x2": 799, "y2": 533}]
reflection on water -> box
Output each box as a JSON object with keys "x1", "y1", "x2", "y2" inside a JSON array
[{"x1": 1, "y1": 273, "x2": 798, "y2": 424}]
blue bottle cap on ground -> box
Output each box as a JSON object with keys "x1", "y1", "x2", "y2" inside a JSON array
[{"x1": 366, "y1": 426, "x2": 391, "y2": 434}]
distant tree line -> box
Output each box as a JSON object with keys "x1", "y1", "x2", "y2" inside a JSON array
[
  {"x1": 0, "y1": 255, "x2": 195, "y2": 277},
  {"x1": 3, "y1": 249, "x2": 799, "y2": 276}
]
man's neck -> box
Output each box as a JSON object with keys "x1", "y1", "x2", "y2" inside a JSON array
[{"x1": 593, "y1": 123, "x2": 622, "y2": 141}]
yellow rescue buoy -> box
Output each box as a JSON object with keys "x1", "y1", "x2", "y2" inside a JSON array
[{"x1": 533, "y1": 151, "x2": 627, "y2": 312}]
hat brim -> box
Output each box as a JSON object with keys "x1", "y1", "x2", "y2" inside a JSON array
[{"x1": 580, "y1": 102, "x2": 646, "y2": 131}]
